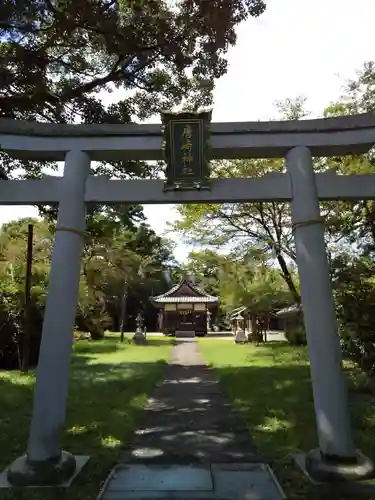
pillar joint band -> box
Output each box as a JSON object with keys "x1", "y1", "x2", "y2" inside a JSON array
[
  {"x1": 55, "y1": 225, "x2": 85, "y2": 237},
  {"x1": 292, "y1": 217, "x2": 324, "y2": 233}
]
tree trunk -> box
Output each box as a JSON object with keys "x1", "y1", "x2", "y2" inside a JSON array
[
  {"x1": 367, "y1": 200, "x2": 375, "y2": 249},
  {"x1": 21, "y1": 224, "x2": 34, "y2": 372},
  {"x1": 119, "y1": 288, "x2": 127, "y2": 343},
  {"x1": 275, "y1": 251, "x2": 300, "y2": 304}
]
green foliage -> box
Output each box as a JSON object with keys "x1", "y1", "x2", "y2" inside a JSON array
[
  {"x1": 218, "y1": 257, "x2": 295, "y2": 337},
  {"x1": 0, "y1": 218, "x2": 51, "y2": 368},
  {"x1": 320, "y1": 62, "x2": 375, "y2": 374},
  {"x1": 172, "y1": 99, "x2": 311, "y2": 302},
  {"x1": 0, "y1": 213, "x2": 174, "y2": 367},
  {"x1": 248, "y1": 330, "x2": 263, "y2": 343},
  {"x1": 182, "y1": 249, "x2": 224, "y2": 297},
  {"x1": 82, "y1": 213, "x2": 174, "y2": 333},
  {"x1": 199, "y1": 339, "x2": 375, "y2": 499},
  {"x1": 0, "y1": 335, "x2": 173, "y2": 500},
  {"x1": 322, "y1": 61, "x2": 375, "y2": 256},
  {"x1": 0, "y1": 0, "x2": 265, "y2": 179},
  {"x1": 183, "y1": 248, "x2": 294, "y2": 331},
  {"x1": 284, "y1": 324, "x2": 306, "y2": 346},
  {"x1": 332, "y1": 253, "x2": 375, "y2": 375}
]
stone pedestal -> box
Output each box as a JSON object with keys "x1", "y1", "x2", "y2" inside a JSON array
[
  {"x1": 7, "y1": 452, "x2": 76, "y2": 487},
  {"x1": 234, "y1": 329, "x2": 248, "y2": 344},
  {"x1": 132, "y1": 329, "x2": 148, "y2": 345},
  {"x1": 305, "y1": 449, "x2": 373, "y2": 482}
]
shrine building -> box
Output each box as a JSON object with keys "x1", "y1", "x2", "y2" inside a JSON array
[{"x1": 151, "y1": 277, "x2": 218, "y2": 337}]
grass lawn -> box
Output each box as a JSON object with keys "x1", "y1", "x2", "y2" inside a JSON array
[
  {"x1": 199, "y1": 339, "x2": 375, "y2": 500},
  {"x1": 0, "y1": 334, "x2": 173, "y2": 500}
]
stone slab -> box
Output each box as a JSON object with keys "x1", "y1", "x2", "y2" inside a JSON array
[
  {"x1": 211, "y1": 463, "x2": 285, "y2": 500},
  {"x1": 0, "y1": 455, "x2": 90, "y2": 489},
  {"x1": 101, "y1": 491, "x2": 215, "y2": 500},
  {"x1": 99, "y1": 463, "x2": 285, "y2": 500},
  {"x1": 121, "y1": 340, "x2": 262, "y2": 465},
  {"x1": 107, "y1": 464, "x2": 212, "y2": 492},
  {"x1": 175, "y1": 330, "x2": 195, "y2": 338}
]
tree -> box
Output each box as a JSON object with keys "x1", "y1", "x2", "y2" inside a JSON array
[
  {"x1": 0, "y1": 217, "x2": 53, "y2": 300},
  {"x1": 331, "y1": 252, "x2": 375, "y2": 375},
  {"x1": 173, "y1": 158, "x2": 300, "y2": 302},
  {"x1": 323, "y1": 61, "x2": 375, "y2": 255},
  {"x1": 182, "y1": 249, "x2": 224, "y2": 296},
  {"x1": 216, "y1": 254, "x2": 294, "y2": 336},
  {"x1": 0, "y1": 0, "x2": 266, "y2": 179},
  {"x1": 217, "y1": 255, "x2": 293, "y2": 313},
  {"x1": 0, "y1": 218, "x2": 53, "y2": 369},
  {"x1": 172, "y1": 98, "x2": 313, "y2": 303},
  {"x1": 320, "y1": 61, "x2": 375, "y2": 373},
  {"x1": 82, "y1": 214, "x2": 174, "y2": 334},
  {"x1": 0, "y1": 213, "x2": 174, "y2": 367},
  {"x1": 181, "y1": 249, "x2": 294, "y2": 331}
]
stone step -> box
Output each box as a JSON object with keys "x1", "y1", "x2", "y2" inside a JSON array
[
  {"x1": 99, "y1": 463, "x2": 285, "y2": 500},
  {"x1": 175, "y1": 330, "x2": 195, "y2": 338}
]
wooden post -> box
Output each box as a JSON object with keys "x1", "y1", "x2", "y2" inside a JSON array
[
  {"x1": 191, "y1": 305, "x2": 195, "y2": 336},
  {"x1": 119, "y1": 285, "x2": 127, "y2": 343},
  {"x1": 21, "y1": 223, "x2": 33, "y2": 372},
  {"x1": 158, "y1": 310, "x2": 164, "y2": 332},
  {"x1": 164, "y1": 310, "x2": 168, "y2": 334},
  {"x1": 264, "y1": 315, "x2": 268, "y2": 343}
]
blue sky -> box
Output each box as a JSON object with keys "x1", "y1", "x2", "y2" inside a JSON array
[{"x1": 2, "y1": 0, "x2": 375, "y2": 262}]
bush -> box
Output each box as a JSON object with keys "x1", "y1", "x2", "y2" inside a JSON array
[
  {"x1": 284, "y1": 324, "x2": 307, "y2": 346},
  {"x1": 280, "y1": 309, "x2": 307, "y2": 346},
  {"x1": 76, "y1": 314, "x2": 105, "y2": 340},
  {"x1": 73, "y1": 330, "x2": 91, "y2": 342},
  {"x1": 0, "y1": 288, "x2": 42, "y2": 370},
  {"x1": 248, "y1": 330, "x2": 263, "y2": 343},
  {"x1": 332, "y1": 255, "x2": 375, "y2": 376}
]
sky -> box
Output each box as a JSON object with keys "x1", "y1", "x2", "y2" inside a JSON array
[{"x1": 2, "y1": 0, "x2": 375, "y2": 262}]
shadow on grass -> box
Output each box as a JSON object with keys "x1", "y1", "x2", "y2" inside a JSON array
[
  {"x1": 73, "y1": 337, "x2": 170, "y2": 355},
  {"x1": 201, "y1": 341, "x2": 375, "y2": 500},
  {"x1": 0, "y1": 338, "x2": 172, "y2": 500},
  {"x1": 214, "y1": 363, "x2": 316, "y2": 462}
]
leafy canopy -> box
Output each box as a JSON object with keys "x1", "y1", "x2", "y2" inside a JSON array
[
  {"x1": 0, "y1": 0, "x2": 266, "y2": 181},
  {"x1": 1, "y1": 0, "x2": 265, "y2": 122}
]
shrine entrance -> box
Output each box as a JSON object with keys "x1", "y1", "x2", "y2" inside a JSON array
[
  {"x1": 151, "y1": 277, "x2": 218, "y2": 337},
  {"x1": 0, "y1": 112, "x2": 375, "y2": 486}
]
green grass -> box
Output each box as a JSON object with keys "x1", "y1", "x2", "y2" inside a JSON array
[
  {"x1": 0, "y1": 334, "x2": 173, "y2": 500},
  {"x1": 199, "y1": 339, "x2": 375, "y2": 499}
]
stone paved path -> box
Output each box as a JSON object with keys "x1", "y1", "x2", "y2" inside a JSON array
[
  {"x1": 121, "y1": 338, "x2": 262, "y2": 464},
  {"x1": 98, "y1": 339, "x2": 284, "y2": 499}
]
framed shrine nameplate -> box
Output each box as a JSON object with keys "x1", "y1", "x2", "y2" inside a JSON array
[{"x1": 161, "y1": 110, "x2": 212, "y2": 191}]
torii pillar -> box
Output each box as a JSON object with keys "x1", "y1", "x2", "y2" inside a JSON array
[
  {"x1": 7, "y1": 150, "x2": 90, "y2": 485},
  {"x1": 286, "y1": 146, "x2": 373, "y2": 481}
]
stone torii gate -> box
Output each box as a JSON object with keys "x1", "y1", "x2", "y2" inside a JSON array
[{"x1": 1, "y1": 114, "x2": 375, "y2": 486}]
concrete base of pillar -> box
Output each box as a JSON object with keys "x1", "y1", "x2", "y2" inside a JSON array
[
  {"x1": 2, "y1": 452, "x2": 89, "y2": 488},
  {"x1": 292, "y1": 450, "x2": 375, "y2": 491},
  {"x1": 305, "y1": 448, "x2": 374, "y2": 482}
]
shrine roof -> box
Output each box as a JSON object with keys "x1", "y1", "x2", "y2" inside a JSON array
[
  {"x1": 275, "y1": 304, "x2": 301, "y2": 316},
  {"x1": 151, "y1": 279, "x2": 218, "y2": 304}
]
